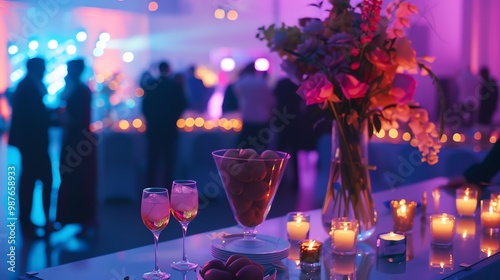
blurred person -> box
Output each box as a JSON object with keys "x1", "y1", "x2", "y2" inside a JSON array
[
  {"x1": 56, "y1": 59, "x2": 97, "y2": 236},
  {"x1": 477, "y1": 67, "x2": 499, "y2": 126},
  {"x1": 456, "y1": 66, "x2": 478, "y2": 127},
  {"x1": 222, "y1": 82, "x2": 239, "y2": 115},
  {"x1": 444, "y1": 140, "x2": 500, "y2": 197},
  {"x1": 273, "y1": 77, "x2": 302, "y2": 190},
  {"x1": 185, "y1": 65, "x2": 210, "y2": 114},
  {"x1": 8, "y1": 57, "x2": 53, "y2": 239},
  {"x1": 142, "y1": 61, "x2": 187, "y2": 187},
  {"x1": 234, "y1": 63, "x2": 275, "y2": 151}
]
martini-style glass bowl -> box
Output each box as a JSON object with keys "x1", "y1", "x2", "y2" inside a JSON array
[{"x1": 212, "y1": 149, "x2": 290, "y2": 250}]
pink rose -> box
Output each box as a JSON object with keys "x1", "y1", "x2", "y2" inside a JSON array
[
  {"x1": 296, "y1": 73, "x2": 336, "y2": 105},
  {"x1": 337, "y1": 74, "x2": 369, "y2": 100},
  {"x1": 390, "y1": 73, "x2": 417, "y2": 103}
]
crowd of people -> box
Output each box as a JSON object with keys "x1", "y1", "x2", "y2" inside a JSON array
[
  {"x1": 3, "y1": 56, "x2": 500, "y2": 241},
  {"x1": 8, "y1": 57, "x2": 97, "y2": 239}
]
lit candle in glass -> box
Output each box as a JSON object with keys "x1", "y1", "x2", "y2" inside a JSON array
[
  {"x1": 430, "y1": 214, "x2": 455, "y2": 246},
  {"x1": 456, "y1": 187, "x2": 478, "y2": 216},
  {"x1": 480, "y1": 199, "x2": 500, "y2": 228},
  {"x1": 391, "y1": 199, "x2": 417, "y2": 232},
  {"x1": 286, "y1": 212, "x2": 310, "y2": 241},
  {"x1": 299, "y1": 239, "x2": 322, "y2": 271},
  {"x1": 456, "y1": 217, "x2": 476, "y2": 240},
  {"x1": 331, "y1": 218, "x2": 358, "y2": 255}
]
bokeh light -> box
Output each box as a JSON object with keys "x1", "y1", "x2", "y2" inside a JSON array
[
  {"x1": 220, "y1": 57, "x2": 235, "y2": 72},
  {"x1": 122, "y1": 52, "x2": 134, "y2": 63},
  {"x1": 76, "y1": 31, "x2": 88, "y2": 42},
  {"x1": 47, "y1": 40, "x2": 58, "y2": 49},
  {"x1": 214, "y1": 8, "x2": 225, "y2": 19},
  {"x1": 8, "y1": 45, "x2": 18, "y2": 55},
  {"x1": 99, "y1": 32, "x2": 111, "y2": 42},
  {"x1": 66, "y1": 45, "x2": 77, "y2": 54},
  {"x1": 254, "y1": 58, "x2": 270, "y2": 71},
  {"x1": 28, "y1": 40, "x2": 39, "y2": 50},
  {"x1": 227, "y1": 10, "x2": 238, "y2": 20},
  {"x1": 148, "y1": 1, "x2": 158, "y2": 12}
]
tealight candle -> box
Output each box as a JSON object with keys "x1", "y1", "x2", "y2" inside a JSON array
[
  {"x1": 286, "y1": 212, "x2": 310, "y2": 241},
  {"x1": 480, "y1": 199, "x2": 500, "y2": 228},
  {"x1": 391, "y1": 199, "x2": 417, "y2": 232},
  {"x1": 299, "y1": 239, "x2": 322, "y2": 271},
  {"x1": 456, "y1": 187, "x2": 478, "y2": 216},
  {"x1": 331, "y1": 218, "x2": 358, "y2": 255},
  {"x1": 430, "y1": 214, "x2": 455, "y2": 246},
  {"x1": 377, "y1": 232, "x2": 406, "y2": 262}
]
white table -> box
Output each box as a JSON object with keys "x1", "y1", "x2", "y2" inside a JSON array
[{"x1": 21, "y1": 177, "x2": 500, "y2": 279}]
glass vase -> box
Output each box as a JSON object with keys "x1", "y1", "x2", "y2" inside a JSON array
[{"x1": 321, "y1": 119, "x2": 377, "y2": 241}]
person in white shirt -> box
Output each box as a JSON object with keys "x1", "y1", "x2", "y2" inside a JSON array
[{"x1": 234, "y1": 63, "x2": 275, "y2": 151}]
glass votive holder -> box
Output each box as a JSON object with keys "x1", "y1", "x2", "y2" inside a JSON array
[
  {"x1": 390, "y1": 199, "x2": 417, "y2": 232},
  {"x1": 430, "y1": 214, "x2": 455, "y2": 246},
  {"x1": 429, "y1": 245, "x2": 454, "y2": 273},
  {"x1": 456, "y1": 217, "x2": 476, "y2": 240},
  {"x1": 299, "y1": 239, "x2": 322, "y2": 271},
  {"x1": 480, "y1": 199, "x2": 500, "y2": 229},
  {"x1": 376, "y1": 232, "x2": 406, "y2": 262},
  {"x1": 286, "y1": 212, "x2": 310, "y2": 242},
  {"x1": 331, "y1": 218, "x2": 358, "y2": 255},
  {"x1": 456, "y1": 187, "x2": 478, "y2": 216}
]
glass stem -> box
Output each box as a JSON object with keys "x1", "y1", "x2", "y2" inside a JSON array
[
  {"x1": 153, "y1": 232, "x2": 160, "y2": 272},
  {"x1": 181, "y1": 223, "x2": 189, "y2": 262}
]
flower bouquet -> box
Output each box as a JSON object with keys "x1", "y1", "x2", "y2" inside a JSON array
[{"x1": 257, "y1": 0, "x2": 443, "y2": 240}]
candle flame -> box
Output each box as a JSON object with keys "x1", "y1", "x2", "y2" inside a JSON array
[
  {"x1": 465, "y1": 188, "x2": 470, "y2": 196},
  {"x1": 440, "y1": 262, "x2": 444, "y2": 269},
  {"x1": 308, "y1": 240, "x2": 316, "y2": 250},
  {"x1": 296, "y1": 217, "x2": 302, "y2": 223},
  {"x1": 464, "y1": 196, "x2": 469, "y2": 201},
  {"x1": 490, "y1": 206, "x2": 493, "y2": 214},
  {"x1": 401, "y1": 204, "x2": 407, "y2": 213},
  {"x1": 343, "y1": 226, "x2": 348, "y2": 231},
  {"x1": 400, "y1": 199, "x2": 406, "y2": 205},
  {"x1": 462, "y1": 231, "x2": 467, "y2": 239}
]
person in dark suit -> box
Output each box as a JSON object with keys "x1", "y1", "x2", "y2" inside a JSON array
[
  {"x1": 273, "y1": 77, "x2": 302, "y2": 190},
  {"x1": 477, "y1": 67, "x2": 499, "y2": 126},
  {"x1": 142, "y1": 61, "x2": 187, "y2": 187},
  {"x1": 445, "y1": 140, "x2": 500, "y2": 193},
  {"x1": 56, "y1": 59, "x2": 97, "y2": 236},
  {"x1": 8, "y1": 57, "x2": 53, "y2": 239}
]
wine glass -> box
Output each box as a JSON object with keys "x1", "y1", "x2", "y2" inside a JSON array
[
  {"x1": 170, "y1": 180, "x2": 199, "y2": 270},
  {"x1": 141, "y1": 188, "x2": 171, "y2": 280}
]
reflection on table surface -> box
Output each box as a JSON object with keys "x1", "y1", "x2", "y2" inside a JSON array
[{"x1": 25, "y1": 177, "x2": 500, "y2": 279}]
